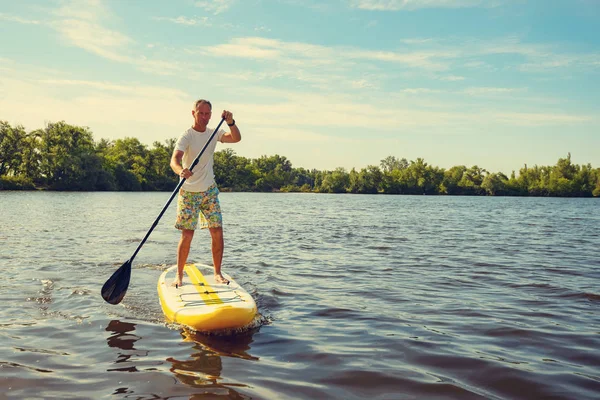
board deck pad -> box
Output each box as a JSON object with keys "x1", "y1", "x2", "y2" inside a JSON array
[{"x1": 157, "y1": 263, "x2": 257, "y2": 332}]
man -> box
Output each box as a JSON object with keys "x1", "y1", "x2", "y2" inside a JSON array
[{"x1": 170, "y1": 99, "x2": 241, "y2": 287}]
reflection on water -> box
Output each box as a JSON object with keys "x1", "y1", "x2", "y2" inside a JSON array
[
  {"x1": 181, "y1": 328, "x2": 260, "y2": 361},
  {"x1": 166, "y1": 328, "x2": 259, "y2": 396},
  {"x1": 106, "y1": 320, "x2": 140, "y2": 350},
  {"x1": 105, "y1": 320, "x2": 147, "y2": 372},
  {"x1": 104, "y1": 320, "x2": 259, "y2": 398}
]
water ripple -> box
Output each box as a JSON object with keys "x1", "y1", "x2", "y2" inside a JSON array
[{"x1": 0, "y1": 192, "x2": 599, "y2": 399}]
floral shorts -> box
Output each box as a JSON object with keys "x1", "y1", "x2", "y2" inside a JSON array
[{"x1": 175, "y1": 185, "x2": 222, "y2": 230}]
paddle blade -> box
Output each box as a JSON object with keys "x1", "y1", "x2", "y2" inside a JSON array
[{"x1": 101, "y1": 260, "x2": 132, "y2": 305}]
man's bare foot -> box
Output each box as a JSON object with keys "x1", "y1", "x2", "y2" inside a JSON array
[
  {"x1": 171, "y1": 276, "x2": 183, "y2": 288},
  {"x1": 214, "y1": 274, "x2": 229, "y2": 285}
]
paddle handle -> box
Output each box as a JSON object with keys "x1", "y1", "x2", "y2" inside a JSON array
[{"x1": 129, "y1": 118, "x2": 226, "y2": 262}]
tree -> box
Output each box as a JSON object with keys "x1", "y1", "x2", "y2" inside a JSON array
[
  {"x1": 482, "y1": 173, "x2": 508, "y2": 195},
  {"x1": 214, "y1": 149, "x2": 258, "y2": 191},
  {"x1": 99, "y1": 137, "x2": 150, "y2": 190},
  {"x1": 319, "y1": 167, "x2": 349, "y2": 193},
  {"x1": 381, "y1": 168, "x2": 407, "y2": 194},
  {"x1": 516, "y1": 164, "x2": 548, "y2": 196},
  {"x1": 144, "y1": 139, "x2": 178, "y2": 190},
  {"x1": 291, "y1": 167, "x2": 315, "y2": 188},
  {"x1": 458, "y1": 165, "x2": 486, "y2": 195},
  {"x1": 36, "y1": 121, "x2": 102, "y2": 190},
  {"x1": 440, "y1": 165, "x2": 466, "y2": 195},
  {"x1": 0, "y1": 121, "x2": 28, "y2": 176},
  {"x1": 380, "y1": 156, "x2": 408, "y2": 173},
  {"x1": 592, "y1": 168, "x2": 600, "y2": 197},
  {"x1": 351, "y1": 165, "x2": 382, "y2": 194},
  {"x1": 252, "y1": 154, "x2": 293, "y2": 191},
  {"x1": 548, "y1": 154, "x2": 579, "y2": 196}
]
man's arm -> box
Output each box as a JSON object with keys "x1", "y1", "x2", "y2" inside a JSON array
[
  {"x1": 220, "y1": 110, "x2": 241, "y2": 143},
  {"x1": 171, "y1": 150, "x2": 192, "y2": 179},
  {"x1": 221, "y1": 123, "x2": 241, "y2": 143}
]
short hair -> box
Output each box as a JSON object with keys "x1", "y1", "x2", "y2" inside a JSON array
[{"x1": 194, "y1": 99, "x2": 212, "y2": 110}]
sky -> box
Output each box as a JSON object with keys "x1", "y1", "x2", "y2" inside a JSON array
[{"x1": 1, "y1": 0, "x2": 599, "y2": 174}]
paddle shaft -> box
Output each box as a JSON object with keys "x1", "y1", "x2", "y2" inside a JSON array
[{"x1": 128, "y1": 118, "x2": 226, "y2": 263}]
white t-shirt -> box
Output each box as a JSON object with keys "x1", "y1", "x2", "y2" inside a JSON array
[{"x1": 175, "y1": 126, "x2": 226, "y2": 192}]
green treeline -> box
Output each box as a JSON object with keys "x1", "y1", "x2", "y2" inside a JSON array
[{"x1": 1, "y1": 120, "x2": 599, "y2": 197}]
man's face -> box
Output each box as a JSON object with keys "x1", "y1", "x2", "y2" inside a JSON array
[{"x1": 193, "y1": 103, "x2": 212, "y2": 126}]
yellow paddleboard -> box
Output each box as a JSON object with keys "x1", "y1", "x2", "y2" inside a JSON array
[{"x1": 157, "y1": 264, "x2": 257, "y2": 332}]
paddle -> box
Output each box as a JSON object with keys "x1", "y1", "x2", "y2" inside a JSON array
[{"x1": 101, "y1": 118, "x2": 226, "y2": 305}]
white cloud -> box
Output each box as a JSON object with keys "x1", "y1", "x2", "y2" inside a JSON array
[
  {"x1": 402, "y1": 35, "x2": 600, "y2": 74},
  {"x1": 401, "y1": 38, "x2": 434, "y2": 44},
  {"x1": 518, "y1": 58, "x2": 575, "y2": 72},
  {"x1": 152, "y1": 16, "x2": 210, "y2": 26},
  {"x1": 54, "y1": 0, "x2": 111, "y2": 20},
  {"x1": 0, "y1": 12, "x2": 40, "y2": 24},
  {"x1": 198, "y1": 37, "x2": 455, "y2": 72},
  {"x1": 48, "y1": 1, "x2": 183, "y2": 76},
  {"x1": 44, "y1": 0, "x2": 600, "y2": 91},
  {"x1": 201, "y1": 42, "x2": 282, "y2": 59},
  {"x1": 52, "y1": 18, "x2": 133, "y2": 62},
  {"x1": 187, "y1": 34, "x2": 600, "y2": 103},
  {"x1": 195, "y1": 0, "x2": 236, "y2": 15},
  {"x1": 348, "y1": 49, "x2": 455, "y2": 70},
  {"x1": 38, "y1": 79, "x2": 188, "y2": 98},
  {"x1": 481, "y1": 38, "x2": 551, "y2": 58},
  {"x1": 482, "y1": 38, "x2": 600, "y2": 72},
  {"x1": 350, "y1": 0, "x2": 490, "y2": 11},
  {"x1": 463, "y1": 87, "x2": 524, "y2": 96},
  {"x1": 350, "y1": 79, "x2": 378, "y2": 89},
  {"x1": 463, "y1": 60, "x2": 489, "y2": 69},
  {"x1": 440, "y1": 75, "x2": 465, "y2": 81},
  {"x1": 224, "y1": 90, "x2": 590, "y2": 131},
  {"x1": 491, "y1": 112, "x2": 590, "y2": 126},
  {"x1": 50, "y1": 0, "x2": 131, "y2": 60},
  {"x1": 401, "y1": 88, "x2": 443, "y2": 94}
]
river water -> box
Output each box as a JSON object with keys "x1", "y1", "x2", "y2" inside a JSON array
[{"x1": 0, "y1": 191, "x2": 598, "y2": 399}]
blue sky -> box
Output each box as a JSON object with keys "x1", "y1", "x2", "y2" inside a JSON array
[{"x1": 1, "y1": 0, "x2": 599, "y2": 174}]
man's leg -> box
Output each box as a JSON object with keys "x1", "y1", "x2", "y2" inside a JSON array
[
  {"x1": 209, "y1": 227, "x2": 228, "y2": 284},
  {"x1": 174, "y1": 229, "x2": 195, "y2": 287}
]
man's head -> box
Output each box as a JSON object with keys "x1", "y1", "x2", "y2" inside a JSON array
[
  {"x1": 194, "y1": 99, "x2": 212, "y2": 110},
  {"x1": 192, "y1": 99, "x2": 212, "y2": 130}
]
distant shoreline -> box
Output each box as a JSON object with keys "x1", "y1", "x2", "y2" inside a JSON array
[
  {"x1": 1, "y1": 120, "x2": 599, "y2": 197},
  {"x1": 1, "y1": 186, "x2": 598, "y2": 198}
]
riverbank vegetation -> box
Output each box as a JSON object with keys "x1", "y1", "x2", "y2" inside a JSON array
[{"x1": 1, "y1": 120, "x2": 599, "y2": 196}]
